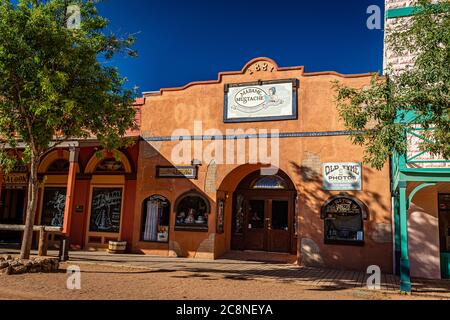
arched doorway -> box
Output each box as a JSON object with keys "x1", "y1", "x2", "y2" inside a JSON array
[{"x1": 231, "y1": 170, "x2": 297, "y2": 254}]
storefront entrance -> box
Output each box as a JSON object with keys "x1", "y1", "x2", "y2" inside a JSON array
[
  {"x1": 438, "y1": 194, "x2": 450, "y2": 279},
  {"x1": 0, "y1": 188, "x2": 26, "y2": 243},
  {"x1": 231, "y1": 171, "x2": 297, "y2": 254}
]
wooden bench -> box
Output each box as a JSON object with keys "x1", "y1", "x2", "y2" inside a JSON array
[{"x1": 0, "y1": 224, "x2": 64, "y2": 257}]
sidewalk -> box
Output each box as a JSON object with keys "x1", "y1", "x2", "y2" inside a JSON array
[{"x1": 1, "y1": 247, "x2": 449, "y2": 298}]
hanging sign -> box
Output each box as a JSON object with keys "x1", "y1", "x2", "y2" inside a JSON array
[
  {"x1": 224, "y1": 79, "x2": 297, "y2": 122},
  {"x1": 322, "y1": 162, "x2": 362, "y2": 191}
]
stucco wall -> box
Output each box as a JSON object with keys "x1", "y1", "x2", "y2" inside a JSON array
[{"x1": 407, "y1": 183, "x2": 450, "y2": 279}]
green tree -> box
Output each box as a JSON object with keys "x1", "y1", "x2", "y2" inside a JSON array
[
  {"x1": 0, "y1": 0, "x2": 137, "y2": 259},
  {"x1": 334, "y1": 0, "x2": 449, "y2": 170}
]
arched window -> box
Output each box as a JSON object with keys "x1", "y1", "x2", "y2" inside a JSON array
[
  {"x1": 175, "y1": 192, "x2": 210, "y2": 231},
  {"x1": 250, "y1": 175, "x2": 287, "y2": 190},
  {"x1": 321, "y1": 195, "x2": 367, "y2": 245},
  {"x1": 47, "y1": 159, "x2": 70, "y2": 173},
  {"x1": 95, "y1": 158, "x2": 125, "y2": 172},
  {"x1": 141, "y1": 195, "x2": 170, "y2": 243}
]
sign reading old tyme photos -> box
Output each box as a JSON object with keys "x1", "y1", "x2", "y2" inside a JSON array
[
  {"x1": 322, "y1": 162, "x2": 362, "y2": 191},
  {"x1": 224, "y1": 79, "x2": 297, "y2": 122}
]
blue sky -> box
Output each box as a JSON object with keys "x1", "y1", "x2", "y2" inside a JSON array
[{"x1": 96, "y1": 0, "x2": 385, "y2": 93}]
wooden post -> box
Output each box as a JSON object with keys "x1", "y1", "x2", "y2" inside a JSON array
[
  {"x1": 62, "y1": 146, "x2": 79, "y2": 236},
  {"x1": 38, "y1": 226, "x2": 47, "y2": 257}
]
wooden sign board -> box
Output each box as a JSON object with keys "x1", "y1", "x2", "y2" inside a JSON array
[
  {"x1": 156, "y1": 166, "x2": 198, "y2": 179},
  {"x1": 3, "y1": 173, "x2": 28, "y2": 185}
]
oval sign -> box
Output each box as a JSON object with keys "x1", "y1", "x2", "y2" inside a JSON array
[{"x1": 234, "y1": 87, "x2": 267, "y2": 108}]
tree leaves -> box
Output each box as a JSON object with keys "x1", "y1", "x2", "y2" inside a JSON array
[
  {"x1": 334, "y1": 0, "x2": 449, "y2": 170},
  {"x1": 0, "y1": 0, "x2": 137, "y2": 169}
]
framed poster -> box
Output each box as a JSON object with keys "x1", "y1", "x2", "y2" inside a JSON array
[
  {"x1": 156, "y1": 166, "x2": 198, "y2": 179},
  {"x1": 89, "y1": 187, "x2": 123, "y2": 233},
  {"x1": 41, "y1": 187, "x2": 67, "y2": 227},
  {"x1": 322, "y1": 162, "x2": 362, "y2": 191},
  {"x1": 216, "y1": 199, "x2": 224, "y2": 234},
  {"x1": 224, "y1": 79, "x2": 298, "y2": 122}
]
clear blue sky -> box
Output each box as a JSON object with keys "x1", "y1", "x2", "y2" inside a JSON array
[{"x1": 96, "y1": 0, "x2": 385, "y2": 93}]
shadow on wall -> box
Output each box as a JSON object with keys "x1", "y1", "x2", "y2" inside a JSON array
[
  {"x1": 290, "y1": 162, "x2": 392, "y2": 272},
  {"x1": 408, "y1": 203, "x2": 441, "y2": 279}
]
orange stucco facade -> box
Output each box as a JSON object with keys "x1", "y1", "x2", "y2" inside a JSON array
[{"x1": 131, "y1": 58, "x2": 394, "y2": 272}]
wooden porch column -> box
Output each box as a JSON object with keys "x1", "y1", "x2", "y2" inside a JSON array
[
  {"x1": 393, "y1": 194, "x2": 401, "y2": 276},
  {"x1": 399, "y1": 181, "x2": 412, "y2": 293},
  {"x1": 62, "y1": 146, "x2": 79, "y2": 235}
]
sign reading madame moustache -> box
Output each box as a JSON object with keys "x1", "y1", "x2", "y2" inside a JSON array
[
  {"x1": 322, "y1": 162, "x2": 362, "y2": 191},
  {"x1": 224, "y1": 79, "x2": 297, "y2": 122}
]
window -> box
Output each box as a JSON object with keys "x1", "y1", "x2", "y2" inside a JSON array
[
  {"x1": 233, "y1": 194, "x2": 245, "y2": 234},
  {"x1": 141, "y1": 195, "x2": 170, "y2": 243},
  {"x1": 175, "y1": 192, "x2": 210, "y2": 231},
  {"x1": 95, "y1": 158, "x2": 124, "y2": 172},
  {"x1": 89, "y1": 188, "x2": 122, "y2": 233},
  {"x1": 41, "y1": 187, "x2": 67, "y2": 227},
  {"x1": 321, "y1": 195, "x2": 366, "y2": 245},
  {"x1": 251, "y1": 175, "x2": 287, "y2": 190},
  {"x1": 47, "y1": 159, "x2": 69, "y2": 173}
]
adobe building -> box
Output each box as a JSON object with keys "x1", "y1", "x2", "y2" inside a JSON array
[
  {"x1": 0, "y1": 99, "x2": 143, "y2": 250},
  {"x1": 132, "y1": 57, "x2": 394, "y2": 272}
]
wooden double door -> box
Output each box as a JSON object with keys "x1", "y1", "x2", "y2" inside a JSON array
[{"x1": 232, "y1": 191, "x2": 295, "y2": 253}]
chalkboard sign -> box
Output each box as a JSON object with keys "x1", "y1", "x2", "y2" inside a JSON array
[
  {"x1": 89, "y1": 188, "x2": 123, "y2": 233},
  {"x1": 41, "y1": 187, "x2": 67, "y2": 227}
]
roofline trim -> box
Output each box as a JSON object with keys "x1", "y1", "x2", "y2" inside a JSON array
[{"x1": 143, "y1": 57, "x2": 376, "y2": 97}]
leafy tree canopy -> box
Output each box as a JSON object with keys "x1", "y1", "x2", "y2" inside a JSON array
[
  {"x1": 0, "y1": 0, "x2": 138, "y2": 169},
  {"x1": 334, "y1": 0, "x2": 449, "y2": 170},
  {"x1": 0, "y1": 0, "x2": 138, "y2": 259}
]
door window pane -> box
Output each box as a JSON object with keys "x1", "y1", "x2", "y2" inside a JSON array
[
  {"x1": 248, "y1": 200, "x2": 265, "y2": 229},
  {"x1": 42, "y1": 187, "x2": 67, "y2": 227},
  {"x1": 272, "y1": 200, "x2": 288, "y2": 230},
  {"x1": 233, "y1": 194, "x2": 245, "y2": 234}
]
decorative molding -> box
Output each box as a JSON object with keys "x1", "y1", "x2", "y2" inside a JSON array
[
  {"x1": 386, "y1": 3, "x2": 449, "y2": 19},
  {"x1": 386, "y1": 6, "x2": 421, "y2": 19},
  {"x1": 143, "y1": 57, "x2": 374, "y2": 97},
  {"x1": 143, "y1": 130, "x2": 364, "y2": 142}
]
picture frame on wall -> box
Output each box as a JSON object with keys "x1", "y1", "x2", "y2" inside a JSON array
[
  {"x1": 224, "y1": 79, "x2": 298, "y2": 123},
  {"x1": 216, "y1": 199, "x2": 225, "y2": 234}
]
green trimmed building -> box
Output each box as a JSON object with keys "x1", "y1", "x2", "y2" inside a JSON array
[{"x1": 384, "y1": 0, "x2": 450, "y2": 292}]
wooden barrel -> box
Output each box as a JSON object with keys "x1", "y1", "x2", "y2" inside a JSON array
[{"x1": 108, "y1": 241, "x2": 127, "y2": 254}]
